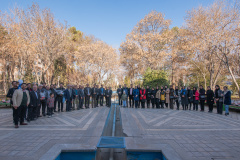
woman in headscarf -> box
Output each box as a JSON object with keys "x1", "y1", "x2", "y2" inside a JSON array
[
  {"x1": 199, "y1": 85, "x2": 206, "y2": 111},
  {"x1": 206, "y1": 86, "x2": 214, "y2": 113}
]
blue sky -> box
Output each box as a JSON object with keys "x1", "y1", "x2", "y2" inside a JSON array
[{"x1": 0, "y1": 0, "x2": 217, "y2": 49}]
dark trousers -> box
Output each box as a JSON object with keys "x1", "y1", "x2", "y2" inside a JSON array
[
  {"x1": 85, "y1": 96, "x2": 90, "y2": 108},
  {"x1": 57, "y1": 96, "x2": 63, "y2": 111},
  {"x1": 193, "y1": 102, "x2": 199, "y2": 110},
  {"x1": 151, "y1": 98, "x2": 155, "y2": 108},
  {"x1": 27, "y1": 106, "x2": 36, "y2": 121},
  {"x1": 208, "y1": 102, "x2": 213, "y2": 112},
  {"x1": 118, "y1": 95, "x2": 122, "y2": 105},
  {"x1": 41, "y1": 100, "x2": 47, "y2": 115},
  {"x1": 182, "y1": 104, "x2": 187, "y2": 110},
  {"x1": 78, "y1": 97, "x2": 84, "y2": 109},
  {"x1": 48, "y1": 107, "x2": 53, "y2": 116},
  {"x1": 106, "y1": 96, "x2": 111, "y2": 107},
  {"x1": 135, "y1": 100, "x2": 139, "y2": 108},
  {"x1": 100, "y1": 96, "x2": 104, "y2": 106},
  {"x1": 188, "y1": 102, "x2": 192, "y2": 110},
  {"x1": 54, "y1": 98, "x2": 57, "y2": 111},
  {"x1": 165, "y1": 103, "x2": 168, "y2": 108},
  {"x1": 146, "y1": 99, "x2": 151, "y2": 108},
  {"x1": 161, "y1": 100, "x2": 165, "y2": 108},
  {"x1": 200, "y1": 100, "x2": 205, "y2": 111},
  {"x1": 92, "y1": 96, "x2": 97, "y2": 108},
  {"x1": 176, "y1": 100, "x2": 179, "y2": 109},
  {"x1": 141, "y1": 99, "x2": 145, "y2": 108},
  {"x1": 156, "y1": 98, "x2": 160, "y2": 108},
  {"x1": 96, "y1": 95, "x2": 99, "y2": 106},
  {"x1": 216, "y1": 101, "x2": 223, "y2": 114},
  {"x1": 129, "y1": 95, "x2": 134, "y2": 107},
  {"x1": 13, "y1": 105, "x2": 26, "y2": 125},
  {"x1": 170, "y1": 99, "x2": 174, "y2": 109},
  {"x1": 66, "y1": 100, "x2": 72, "y2": 111}
]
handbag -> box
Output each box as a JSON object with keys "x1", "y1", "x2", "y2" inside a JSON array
[{"x1": 200, "y1": 95, "x2": 205, "y2": 99}]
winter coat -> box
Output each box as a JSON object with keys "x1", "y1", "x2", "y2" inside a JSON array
[
  {"x1": 133, "y1": 89, "x2": 139, "y2": 101},
  {"x1": 121, "y1": 93, "x2": 127, "y2": 101},
  {"x1": 187, "y1": 89, "x2": 193, "y2": 103},
  {"x1": 224, "y1": 90, "x2": 231, "y2": 105},
  {"x1": 146, "y1": 89, "x2": 152, "y2": 100},
  {"x1": 193, "y1": 90, "x2": 199, "y2": 104},
  {"x1": 181, "y1": 89, "x2": 189, "y2": 105},
  {"x1": 165, "y1": 88, "x2": 170, "y2": 103},
  {"x1": 175, "y1": 89, "x2": 181, "y2": 103},
  {"x1": 215, "y1": 89, "x2": 224, "y2": 103},
  {"x1": 150, "y1": 89, "x2": 156, "y2": 99},
  {"x1": 140, "y1": 89, "x2": 146, "y2": 100},
  {"x1": 199, "y1": 88, "x2": 206, "y2": 100},
  {"x1": 206, "y1": 90, "x2": 214, "y2": 104},
  {"x1": 160, "y1": 90, "x2": 165, "y2": 101}
]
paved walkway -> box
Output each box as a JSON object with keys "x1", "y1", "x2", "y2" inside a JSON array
[
  {"x1": 0, "y1": 107, "x2": 109, "y2": 160},
  {"x1": 121, "y1": 106, "x2": 240, "y2": 160},
  {"x1": 0, "y1": 105, "x2": 240, "y2": 160}
]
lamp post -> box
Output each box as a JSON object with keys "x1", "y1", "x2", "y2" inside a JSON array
[{"x1": 58, "y1": 76, "x2": 60, "y2": 87}]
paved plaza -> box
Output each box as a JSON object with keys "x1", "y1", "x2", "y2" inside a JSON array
[{"x1": 0, "y1": 105, "x2": 240, "y2": 160}]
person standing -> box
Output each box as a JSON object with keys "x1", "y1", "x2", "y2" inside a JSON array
[
  {"x1": 187, "y1": 87, "x2": 193, "y2": 110},
  {"x1": 26, "y1": 83, "x2": 32, "y2": 92},
  {"x1": 84, "y1": 84, "x2": 91, "y2": 109},
  {"x1": 7, "y1": 81, "x2": 18, "y2": 121},
  {"x1": 96, "y1": 85, "x2": 100, "y2": 107},
  {"x1": 140, "y1": 86, "x2": 146, "y2": 108},
  {"x1": 175, "y1": 86, "x2": 181, "y2": 110},
  {"x1": 206, "y1": 86, "x2": 214, "y2": 113},
  {"x1": 28, "y1": 84, "x2": 40, "y2": 121},
  {"x1": 133, "y1": 86, "x2": 140, "y2": 108},
  {"x1": 181, "y1": 86, "x2": 188, "y2": 110},
  {"x1": 128, "y1": 84, "x2": 134, "y2": 108},
  {"x1": 39, "y1": 85, "x2": 47, "y2": 116},
  {"x1": 64, "y1": 85, "x2": 73, "y2": 112},
  {"x1": 215, "y1": 85, "x2": 224, "y2": 114},
  {"x1": 150, "y1": 87, "x2": 156, "y2": 108},
  {"x1": 223, "y1": 86, "x2": 231, "y2": 116},
  {"x1": 99, "y1": 85, "x2": 105, "y2": 106},
  {"x1": 121, "y1": 91, "x2": 127, "y2": 108},
  {"x1": 105, "y1": 87, "x2": 112, "y2": 107},
  {"x1": 47, "y1": 93, "x2": 55, "y2": 117},
  {"x1": 117, "y1": 85, "x2": 123, "y2": 106},
  {"x1": 92, "y1": 85, "x2": 98, "y2": 108},
  {"x1": 199, "y1": 85, "x2": 206, "y2": 111},
  {"x1": 50, "y1": 84, "x2": 57, "y2": 112},
  {"x1": 160, "y1": 86, "x2": 165, "y2": 108},
  {"x1": 123, "y1": 84, "x2": 128, "y2": 107},
  {"x1": 137, "y1": 85, "x2": 141, "y2": 108},
  {"x1": 12, "y1": 83, "x2": 30, "y2": 128},
  {"x1": 56, "y1": 83, "x2": 65, "y2": 112},
  {"x1": 77, "y1": 85, "x2": 84, "y2": 109},
  {"x1": 165, "y1": 85, "x2": 170, "y2": 108},
  {"x1": 193, "y1": 87, "x2": 199, "y2": 111},
  {"x1": 155, "y1": 88, "x2": 161, "y2": 109},
  {"x1": 72, "y1": 85, "x2": 79, "y2": 110},
  {"x1": 45, "y1": 85, "x2": 52, "y2": 115},
  {"x1": 146, "y1": 86, "x2": 151, "y2": 108},
  {"x1": 169, "y1": 85, "x2": 175, "y2": 109}
]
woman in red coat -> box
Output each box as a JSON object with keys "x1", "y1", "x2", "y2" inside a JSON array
[
  {"x1": 140, "y1": 86, "x2": 146, "y2": 108},
  {"x1": 193, "y1": 87, "x2": 199, "y2": 111}
]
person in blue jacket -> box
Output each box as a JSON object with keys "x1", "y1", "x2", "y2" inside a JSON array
[
  {"x1": 223, "y1": 86, "x2": 231, "y2": 116},
  {"x1": 133, "y1": 86, "x2": 139, "y2": 108}
]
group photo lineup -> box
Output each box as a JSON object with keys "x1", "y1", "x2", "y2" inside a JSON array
[{"x1": 0, "y1": 0, "x2": 240, "y2": 160}]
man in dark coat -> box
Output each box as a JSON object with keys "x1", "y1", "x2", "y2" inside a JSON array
[
  {"x1": 128, "y1": 84, "x2": 135, "y2": 108},
  {"x1": 84, "y1": 84, "x2": 91, "y2": 108},
  {"x1": 187, "y1": 87, "x2": 193, "y2": 110},
  {"x1": 56, "y1": 83, "x2": 65, "y2": 112},
  {"x1": 7, "y1": 81, "x2": 19, "y2": 121},
  {"x1": 206, "y1": 86, "x2": 214, "y2": 112},
  {"x1": 169, "y1": 85, "x2": 175, "y2": 109},
  {"x1": 117, "y1": 85, "x2": 123, "y2": 106},
  {"x1": 77, "y1": 85, "x2": 84, "y2": 109},
  {"x1": 146, "y1": 86, "x2": 151, "y2": 108},
  {"x1": 99, "y1": 85, "x2": 105, "y2": 106},
  {"x1": 28, "y1": 84, "x2": 40, "y2": 121},
  {"x1": 105, "y1": 87, "x2": 112, "y2": 107},
  {"x1": 64, "y1": 85, "x2": 73, "y2": 111},
  {"x1": 92, "y1": 85, "x2": 98, "y2": 108},
  {"x1": 150, "y1": 87, "x2": 156, "y2": 108}
]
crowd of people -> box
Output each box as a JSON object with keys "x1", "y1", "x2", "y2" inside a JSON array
[
  {"x1": 117, "y1": 84, "x2": 232, "y2": 116},
  {"x1": 6, "y1": 81, "x2": 232, "y2": 129},
  {"x1": 6, "y1": 81, "x2": 113, "y2": 128}
]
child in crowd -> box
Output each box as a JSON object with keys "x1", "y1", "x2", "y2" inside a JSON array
[
  {"x1": 47, "y1": 93, "x2": 55, "y2": 117},
  {"x1": 121, "y1": 91, "x2": 127, "y2": 108}
]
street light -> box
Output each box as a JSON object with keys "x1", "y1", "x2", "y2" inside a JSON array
[{"x1": 58, "y1": 76, "x2": 60, "y2": 87}]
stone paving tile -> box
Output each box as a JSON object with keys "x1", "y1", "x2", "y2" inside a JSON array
[
  {"x1": 0, "y1": 107, "x2": 109, "y2": 160},
  {"x1": 121, "y1": 105, "x2": 240, "y2": 160}
]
